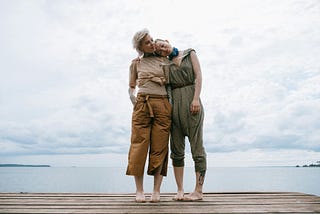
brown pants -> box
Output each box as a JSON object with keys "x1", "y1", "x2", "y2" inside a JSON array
[{"x1": 126, "y1": 94, "x2": 172, "y2": 176}]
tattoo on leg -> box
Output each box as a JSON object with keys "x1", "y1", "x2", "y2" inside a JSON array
[{"x1": 198, "y1": 170, "x2": 206, "y2": 185}]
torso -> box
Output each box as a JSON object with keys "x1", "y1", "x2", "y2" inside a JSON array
[
  {"x1": 171, "y1": 51, "x2": 184, "y2": 66},
  {"x1": 135, "y1": 55, "x2": 169, "y2": 95},
  {"x1": 169, "y1": 49, "x2": 196, "y2": 90}
]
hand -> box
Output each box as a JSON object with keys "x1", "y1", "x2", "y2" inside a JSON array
[
  {"x1": 132, "y1": 56, "x2": 141, "y2": 62},
  {"x1": 128, "y1": 87, "x2": 136, "y2": 105},
  {"x1": 130, "y1": 94, "x2": 136, "y2": 105},
  {"x1": 190, "y1": 99, "x2": 200, "y2": 115}
]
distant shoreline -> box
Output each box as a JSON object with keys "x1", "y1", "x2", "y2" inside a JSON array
[
  {"x1": 296, "y1": 161, "x2": 320, "y2": 168},
  {"x1": 0, "y1": 164, "x2": 50, "y2": 167}
]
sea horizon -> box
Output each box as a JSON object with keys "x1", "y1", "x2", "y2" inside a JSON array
[{"x1": 0, "y1": 166, "x2": 319, "y2": 196}]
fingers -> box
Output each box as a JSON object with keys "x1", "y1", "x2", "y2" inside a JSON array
[{"x1": 190, "y1": 105, "x2": 200, "y2": 115}]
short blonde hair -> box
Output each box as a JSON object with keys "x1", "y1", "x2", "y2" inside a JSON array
[
  {"x1": 132, "y1": 28, "x2": 149, "y2": 56},
  {"x1": 155, "y1": 38, "x2": 166, "y2": 43}
]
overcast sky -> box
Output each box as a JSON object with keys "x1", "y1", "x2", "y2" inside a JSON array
[{"x1": 0, "y1": 0, "x2": 319, "y2": 167}]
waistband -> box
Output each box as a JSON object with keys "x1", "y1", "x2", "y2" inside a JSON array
[
  {"x1": 137, "y1": 93, "x2": 168, "y2": 118},
  {"x1": 137, "y1": 93, "x2": 168, "y2": 98},
  {"x1": 172, "y1": 83, "x2": 194, "y2": 90}
]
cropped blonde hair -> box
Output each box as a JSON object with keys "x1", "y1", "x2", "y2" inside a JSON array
[
  {"x1": 155, "y1": 38, "x2": 166, "y2": 43},
  {"x1": 132, "y1": 28, "x2": 149, "y2": 56}
]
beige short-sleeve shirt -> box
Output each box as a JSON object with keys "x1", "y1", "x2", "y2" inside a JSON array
[{"x1": 129, "y1": 56, "x2": 170, "y2": 95}]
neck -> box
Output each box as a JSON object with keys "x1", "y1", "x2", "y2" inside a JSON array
[
  {"x1": 143, "y1": 52, "x2": 155, "y2": 57},
  {"x1": 168, "y1": 47, "x2": 179, "y2": 60}
]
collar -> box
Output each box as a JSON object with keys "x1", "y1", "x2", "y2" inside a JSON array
[
  {"x1": 168, "y1": 47, "x2": 179, "y2": 60},
  {"x1": 143, "y1": 52, "x2": 156, "y2": 58}
]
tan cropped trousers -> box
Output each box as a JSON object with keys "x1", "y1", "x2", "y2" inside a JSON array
[{"x1": 126, "y1": 94, "x2": 172, "y2": 176}]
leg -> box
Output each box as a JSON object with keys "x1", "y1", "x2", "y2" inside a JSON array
[
  {"x1": 134, "y1": 175, "x2": 145, "y2": 202},
  {"x1": 126, "y1": 98, "x2": 151, "y2": 202},
  {"x1": 170, "y1": 117, "x2": 186, "y2": 200},
  {"x1": 148, "y1": 97, "x2": 172, "y2": 202},
  {"x1": 186, "y1": 104, "x2": 206, "y2": 201},
  {"x1": 150, "y1": 167, "x2": 163, "y2": 202},
  {"x1": 173, "y1": 166, "x2": 184, "y2": 200},
  {"x1": 126, "y1": 100, "x2": 151, "y2": 176},
  {"x1": 185, "y1": 170, "x2": 205, "y2": 201},
  {"x1": 147, "y1": 97, "x2": 171, "y2": 176}
]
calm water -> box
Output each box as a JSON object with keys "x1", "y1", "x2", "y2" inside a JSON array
[{"x1": 0, "y1": 167, "x2": 319, "y2": 196}]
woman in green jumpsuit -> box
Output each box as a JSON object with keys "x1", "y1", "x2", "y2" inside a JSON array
[{"x1": 155, "y1": 39, "x2": 207, "y2": 201}]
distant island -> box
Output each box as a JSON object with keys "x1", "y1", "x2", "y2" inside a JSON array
[
  {"x1": 0, "y1": 164, "x2": 50, "y2": 167},
  {"x1": 296, "y1": 161, "x2": 320, "y2": 167}
]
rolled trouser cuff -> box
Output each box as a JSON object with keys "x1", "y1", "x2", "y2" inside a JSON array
[{"x1": 172, "y1": 158, "x2": 185, "y2": 167}]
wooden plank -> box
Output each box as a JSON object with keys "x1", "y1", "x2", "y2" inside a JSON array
[
  {"x1": 0, "y1": 205, "x2": 319, "y2": 214},
  {"x1": 1, "y1": 197, "x2": 320, "y2": 204},
  {"x1": 0, "y1": 192, "x2": 319, "y2": 213}
]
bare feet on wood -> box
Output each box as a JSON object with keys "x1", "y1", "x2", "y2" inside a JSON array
[
  {"x1": 184, "y1": 191, "x2": 203, "y2": 201},
  {"x1": 172, "y1": 190, "x2": 184, "y2": 201},
  {"x1": 135, "y1": 191, "x2": 146, "y2": 203},
  {"x1": 150, "y1": 191, "x2": 160, "y2": 203}
]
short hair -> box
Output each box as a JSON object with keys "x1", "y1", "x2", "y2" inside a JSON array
[
  {"x1": 132, "y1": 28, "x2": 149, "y2": 56},
  {"x1": 155, "y1": 39, "x2": 166, "y2": 43}
]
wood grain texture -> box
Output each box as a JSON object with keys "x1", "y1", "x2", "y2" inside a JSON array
[{"x1": 0, "y1": 192, "x2": 319, "y2": 213}]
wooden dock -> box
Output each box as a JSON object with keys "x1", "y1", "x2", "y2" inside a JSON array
[{"x1": 0, "y1": 192, "x2": 319, "y2": 213}]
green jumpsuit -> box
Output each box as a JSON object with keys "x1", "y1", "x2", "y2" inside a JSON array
[{"x1": 169, "y1": 49, "x2": 207, "y2": 173}]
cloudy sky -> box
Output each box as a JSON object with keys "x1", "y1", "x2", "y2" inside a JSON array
[{"x1": 0, "y1": 0, "x2": 319, "y2": 167}]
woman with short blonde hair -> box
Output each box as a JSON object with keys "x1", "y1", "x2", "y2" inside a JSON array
[{"x1": 126, "y1": 29, "x2": 172, "y2": 203}]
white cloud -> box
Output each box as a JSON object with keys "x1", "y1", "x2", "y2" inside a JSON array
[{"x1": 0, "y1": 0, "x2": 319, "y2": 166}]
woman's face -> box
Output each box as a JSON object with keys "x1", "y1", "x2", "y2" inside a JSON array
[
  {"x1": 155, "y1": 40, "x2": 172, "y2": 57},
  {"x1": 140, "y1": 34, "x2": 155, "y2": 54}
]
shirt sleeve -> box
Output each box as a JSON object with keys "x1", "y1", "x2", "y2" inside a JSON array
[{"x1": 129, "y1": 60, "x2": 138, "y2": 88}]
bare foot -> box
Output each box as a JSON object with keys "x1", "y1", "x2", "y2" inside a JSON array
[
  {"x1": 184, "y1": 191, "x2": 203, "y2": 201},
  {"x1": 150, "y1": 191, "x2": 160, "y2": 203},
  {"x1": 135, "y1": 191, "x2": 146, "y2": 203},
  {"x1": 173, "y1": 190, "x2": 184, "y2": 201}
]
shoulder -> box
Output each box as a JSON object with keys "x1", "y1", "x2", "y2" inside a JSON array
[
  {"x1": 158, "y1": 56, "x2": 170, "y2": 63},
  {"x1": 184, "y1": 48, "x2": 196, "y2": 55},
  {"x1": 130, "y1": 57, "x2": 141, "y2": 67},
  {"x1": 186, "y1": 49, "x2": 200, "y2": 64},
  {"x1": 131, "y1": 57, "x2": 140, "y2": 64},
  {"x1": 146, "y1": 55, "x2": 169, "y2": 64},
  {"x1": 130, "y1": 58, "x2": 141, "y2": 73},
  {"x1": 182, "y1": 48, "x2": 197, "y2": 59},
  {"x1": 181, "y1": 48, "x2": 197, "y2": 60}
]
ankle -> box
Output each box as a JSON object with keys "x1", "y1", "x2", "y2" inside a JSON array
[
  {"x1": 152, "y1": 190, "x2": 160, "y2": 194},
  {"x1": 136, "y1": 190, "x2": 144, "y2": 195},
  {"x1": 193, "y1": 188, "x2": 202, "y2": 193}
]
